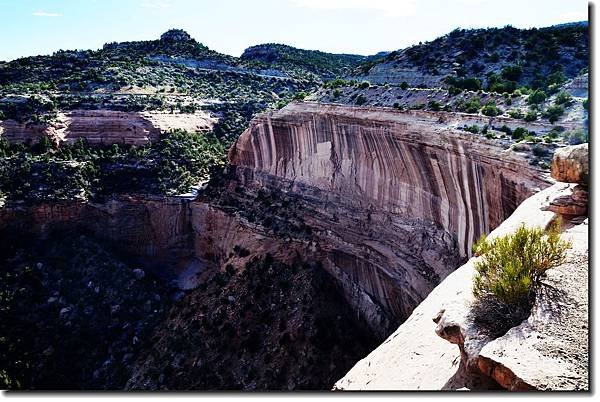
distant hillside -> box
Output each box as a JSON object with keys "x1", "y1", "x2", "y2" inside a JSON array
[
  {"x1": 241, "y1": 43, "x2": 365, "y2": 80},
  {"x1": 354, "y1": 23, "x2": 588, "y2": 93},
  {"x1": 0, "y1": 29, "x2": 365, "y2": 128}
]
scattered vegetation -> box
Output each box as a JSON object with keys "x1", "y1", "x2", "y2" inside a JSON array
[
  {"x1": 543, "y1": 104, "x2": 565, "y2": 123},
  {"x1": 355, "y1": 23, "x2": 588, "y2": 96},
  {"x1": 0, "y1": 129, "x2": 226, "y2": 203},
  {"x1": 458, "y1": 97, "x2": 481, "y2": 113},
  {"x1": 527, "y1": 89, "x2": 547, "y2": 105},
  {"x1": 562, "y1": 128, "x2": 588, "y2": 145}
]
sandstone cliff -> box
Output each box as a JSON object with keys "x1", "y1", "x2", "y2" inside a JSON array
[
  {"x1": 0, "y1": 196, "x2": 195, "y2": 272},
  {"x1": 225, "y1": 102, "x2": 550, "y2": 333},
  {"x1": 336, "y1": 144, "x2": 588, "y2": 391},
  {"x1": 0, "y1": 109, "x2": 216, "y2": 146},
  {"x1": 1, "y1": 102, "x2": 552, "y2": 337}
]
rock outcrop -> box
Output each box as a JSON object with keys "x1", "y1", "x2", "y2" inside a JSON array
[
  {"x1": 336, "y1": 144, "x2": 588, "y2": 390},
  {"x1": 336, "y1": 182, "x2": 588, "y2": 390},
  {"x1": 0, "y1": 109, "x2": 216, "y2": 146},
  {"x1": 551, "y1": 143, "x2": 589, "y2": 184},
  {"x1": 0, "y1": 102, "x2": 552, "y2": 338}
]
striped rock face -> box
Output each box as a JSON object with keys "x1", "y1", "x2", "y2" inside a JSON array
[{"x1": 227, "y1": 102, "x2": 551, "y2": 334}]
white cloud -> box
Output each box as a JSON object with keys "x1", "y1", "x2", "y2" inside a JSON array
[
  {"x1": 32, "y1": 11, "x2": 62, "y2": 17},
  {"x1": 291, "y1": 0, "x2": 417, "y2": 18},
  {"x1": 141, "y1": 0, "x2": 171, "y2": 9}
]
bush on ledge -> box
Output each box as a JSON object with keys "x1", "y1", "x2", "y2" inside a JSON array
[{"x1": 470, "y1": 221, "x2": 571, "y2": 336}]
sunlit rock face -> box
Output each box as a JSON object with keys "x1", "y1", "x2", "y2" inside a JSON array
[
  {"x1": 0, "y1": 109, "x2": 216, "y2": 146},
  {"x1": 227, "y1": 102, "x2": 551, "y2": 333}
]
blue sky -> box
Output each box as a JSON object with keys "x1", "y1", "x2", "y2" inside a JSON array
[{"x1": 0, "y1": 0, "x2": 588, "y2": 61}]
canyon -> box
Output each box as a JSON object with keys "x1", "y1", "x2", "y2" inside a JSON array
[
  {"x1": 1, "y1": 103, "x2": 553, "y2": 331},
  {"x1": 0, "y1": 102, "x2": 588, "y2": 390},
  {"x1": 0, "y1": 20, "x2": 590, "y2": 391}
]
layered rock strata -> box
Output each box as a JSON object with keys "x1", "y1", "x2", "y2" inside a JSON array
[
  {"x1": 337, "y1": 144, "x2": 588, "y2": 390},
  {"x1": 224, "y1": 102, "x2": 550, "y2": 331},
  {"x1": 0, "y1": 102, "x2": 554, "y2": 341},
  {"x1": 336, "y1": 182, "x2": 588, "y2": 390},
  {"x1": 0, "y1": 109, "x2": 216, "y2": 145}
]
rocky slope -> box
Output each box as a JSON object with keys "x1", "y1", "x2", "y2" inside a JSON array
[
  {"x1": 126, "y1": 256, "x2": 379, "y2": 390},
  {"x1": 0, "y1": 233, "x2": 173, "y2": 389},
  {"x1": 354, "y1": 23, "x2": 588, "y2": 88}
]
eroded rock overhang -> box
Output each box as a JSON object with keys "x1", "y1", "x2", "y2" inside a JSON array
[
  {"x1": 229, "y1": 102, "x2": 551, "y2": 258},
  {"x1": 223, "y1": 102, "x2": 553, "y2": 334}
]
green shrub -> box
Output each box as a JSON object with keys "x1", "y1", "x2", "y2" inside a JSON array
[
  {"x1": 511, "y1": 127, "x2": 528, "y2": 140},
  {"x1": 487, "y1": 74, "x2": 518, "y2": 94},
  {"x1": 400, "y1": 81, "x2": 409, "y2": 90},
  {"x1": 527, "y1": 89, "x2": 547, "y2": 105},
  {"x1": 497, "y1": 125, "x2": 512, "y2": 135},
  {"x1": 293, "y1": 91, "x2": 307, "y2": 101},
  {"x1": 543, "y1": 105, "x2": 564, "y2": 123},
  {"x1": 547, "y1": 70, "x2": 567, "y2": 87},
  {"x1": 355, "y1": 94, "x2": 367, "y2": 105},
  {"x1": 583, "y1": 98, "x2": 589, "y2": 110},
  {"x1": 501, "y1": 65, "x2": 523, "y2": 81},
  {"x1": 554, "y1": 91, "x2": 573, "y2": 106},
  {"x1": 448, "y1": 86, "x2": 463, "y2": 96},
  {"x1": 445, "y1": 76, "x2": 482, "y2": 91},
  {"x1": 508, "y1": 109, "x2": 523, "y2": 119},
  {"x1": 428, "y1": 100, "x2": 441, "y2": 111},
  {"x1": 324, "y1": 78, "x2": 351, "y2": 89},
  {"x1": 481, "y1": 101, "x2": 502, "y2": 116},
  {"x1": 463, "y1": 125, "x2": 480, "y2": 134},
  {"x1": 460, "y1": 97, "x2": 481, "y2": 113},
  {"x1": 358, "y1": 81, "x2": 370, "y2": 89},
  {"x1": 472, "y1": 222, "x2": 570, "y2": 317},
  {"x1": 524, "y1": 110, "x2": 538, "y2": 122},
  {"x1": 275, "y1": 100, "x2": 288, "y2": 109}
]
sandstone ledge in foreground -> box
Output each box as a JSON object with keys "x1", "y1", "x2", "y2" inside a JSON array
[{"x1": 335, "y1": 182, "x2": 588, "y2": 390}]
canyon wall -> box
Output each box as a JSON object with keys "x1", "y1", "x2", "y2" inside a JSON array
[
  {"x1": 336, "y1": 144, "x2": 589, "y2": 390},
  {"x1": 229, "y1": 103, "x2": 550, "y2": 258},
  {"x1": 222, "y1": 102, "x2": 552, "y2": 333},
  {"x1": 0, "y1": 102, "x2": 553, "y2": 337},
  {"x1": 0, "y1": 109, "x2": 216, "y2": 145},
  {"x1": 0, "y1": 196, "x2": 195, "y2": 272}
]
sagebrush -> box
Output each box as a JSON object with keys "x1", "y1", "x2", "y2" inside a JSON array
[{"x1": 472, "y1": 221, "x2": 571, "y2": 316}]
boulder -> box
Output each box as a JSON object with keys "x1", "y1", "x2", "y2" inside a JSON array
[{"x1": 551, "y1": 144, "x2": 589, "y2": 184}]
